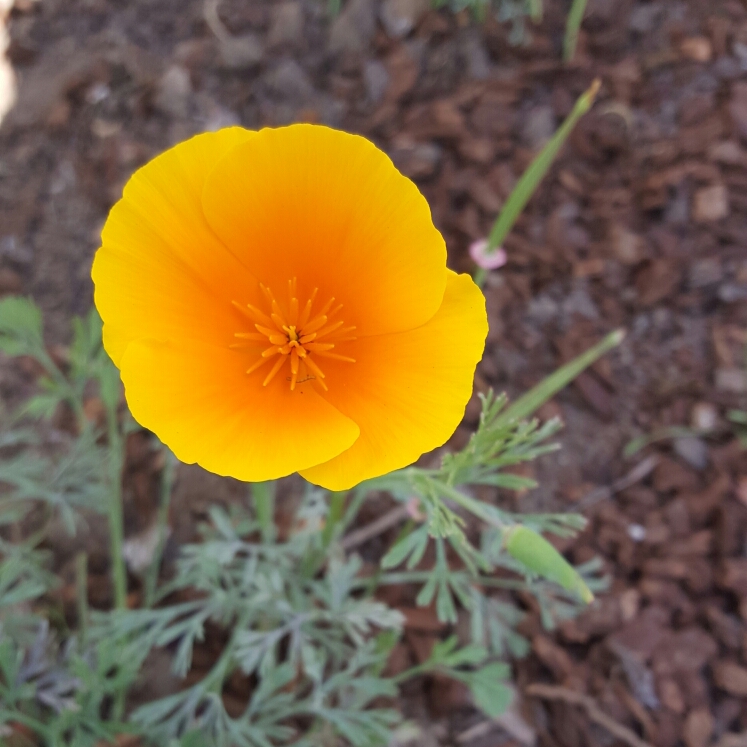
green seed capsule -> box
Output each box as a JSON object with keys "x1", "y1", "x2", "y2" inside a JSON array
[{"x1": 504, "y1": 526, "x2": 593, "y2": 604}]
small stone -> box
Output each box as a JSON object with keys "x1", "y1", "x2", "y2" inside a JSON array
[
  {"x1": 628, "y1": 524, "x2": 646, "y2": 542},
  {"x1": 688, "y1": 258, "x2": 722, "y2": 288},
  {"x1": 609, "y1": 224, "x2": 643, "y2": 264},
  {"x1": 691, "y1": 402, "x2": 718, "y2": 432},
  {"x1": 384, "y1": 43, "x2": 421, "y2": 101},
  {"x1": 363, "y1": 60, "x2": 389, "y2": 105},
  {"x1": 522, "y1": 104, "x2": 555, "y2": 150},
  {"x1": 263, "y1": 59, "x2": 315, "y2": 101},
  {"x1": 718, "y1": 283, "x2": 747, "y2": 303},
  {"x1": 729, "y1": 82, "x2": 747, "y2": 141},
  {"x1": 457, "y1": 137, "x2": 495, "y2": 164},
  {"x1": 328, "y1": 0, "x2": 376, "y2": 54},
  {"x1": 715, "y1": 368, "x2": 747, "y2": 394},
  {"x1": 268, "y1": 1, "x2": 304, "y2": 48},
  {"x1": 389, "y1": 139, "x2": 441, "y2": 179},
  {"x1": 619, "y1": 589, "x2": 640, "y2": 621},
  {"x1": 682, "y1": 708, "x2": 713, "y2": 747},
  {"x1": 693, "y1": 184, "x2": 729, "y2": 222},
  {"x1": 380, "y1": 0, "x2": 429, "y2": 38},
  {"x1": 154, "y1": 65, "x2": 191, "y2": 118},
  {"x1": 219, "y1": 34, "x2": 264, "y2": 69},
  {"x1": 629, "y1": 3, "x2": 662, "y2": 34},
  {"x1": 708, "y1": 140, "x2": 745, "y2": 165},
  {"x1": 658, "y1": 678, "x2": 686, "y2": 714},
  {"x1": 459, "y1": 28, "x2": 490, "y2": 80},
  {"x1": 673, "y1": 437, "x2": 709, "y2": 471},
  {"x1": 736, "y1": 476, "x2": 747, "y2": 508},
  {"x1": 680, "y1": 37, "x2": 713, "y2": 62},
  {"x1": 713, "y1": 661, "x2": 747, "y2": 696}
]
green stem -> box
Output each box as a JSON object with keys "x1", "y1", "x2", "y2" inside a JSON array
[
  {"x1": 564, "y1": 0, "x2": 590, "y2": 61},
  {"x1": 143, "y1": 449, "x2": 178, "y2": 607},
  {"x1": 473, "y1": 267, "x2": 487, "y2": 289},
  {"x1": 432, "y1": 480, "x2": 507, "y2": 530},
  {"x1": 252, "y1": 481, "x2": 276, "y2": 543},
  {"x1": 474, "y1": 78, "x2": 600, "y2": 289},
  {"x1": 321, "y1": 491, "x2": 346, "y2": 550},
  {"x1": 2, "y1": 710, "x2": 53, "y2": 742},
  {"x1": 351, "y1": 570, "x2": 528, "y2": 591},
  {"x1": 495, "y1": 328, "x2": 624, "y2": 426},
  {"x1": 105, "y1": 410, "x2": 127, "y2": 612},
  {"x1": 75, "y1": 552, "x2": 88, "y2": 647}
]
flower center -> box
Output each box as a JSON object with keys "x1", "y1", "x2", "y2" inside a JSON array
[{"x1": 231, "y1": 278, "x2": 357, "y2": 391}]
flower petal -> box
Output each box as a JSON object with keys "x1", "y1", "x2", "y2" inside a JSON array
[
  {"x1": 201, "y1": 124, "x2": 447, "y2": 338},
  {"x1": 120, "y1": 338, "x2": 360, "y2": 481},
  {"x1": 93, "y1": 127, "x2": 258, "y2": 366},
  {"x1": 300, "y1": 272, "x2": 487, "y2": 490}
]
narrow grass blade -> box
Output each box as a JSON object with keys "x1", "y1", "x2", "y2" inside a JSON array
[
  {"x1": 496, "y1": 328, "x2": 624, "y2": 426},
  {"x1": 487, "y1": 77, "x2": 599, "y2": 254},
  {"x1": 474, "y1": 78, "x2": 600, "y2": 287},
  {"x1": 564, "y1": 0, "x2": 590, "y2": 61}
]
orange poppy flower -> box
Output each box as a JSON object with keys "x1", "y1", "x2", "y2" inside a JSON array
[{"x1": 92, "y1": 125, "x2": 487, "y2": 490}]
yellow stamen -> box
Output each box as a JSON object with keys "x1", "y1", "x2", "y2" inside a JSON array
[
  {"x1": 314, "y1": 320, "x2": 344, "y2": 340},
  {"x1": 263, "y1": 355, "x2": 286, "y2": 386},
  {"x1": 298, "y1": 288, "x2": 318, "y2": 327},
  {"x1": 315, "y1": 351, "x2": 356, "y2": 363},
  {"x1": 304, "y1": 355, "x2": 326, "y2": 379},
  {"x1": 233, "y1": 282, "x2": 356, "y2": 390},
  {"x1": 302, "y1": 315, "x2": 328, "y2": 335}
]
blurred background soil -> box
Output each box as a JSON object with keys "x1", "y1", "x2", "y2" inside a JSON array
[{"x1": 1, "y1": 0, "x2": 747, "y2": 745}]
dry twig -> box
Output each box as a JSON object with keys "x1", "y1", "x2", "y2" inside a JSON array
[
  {"x1": 341, "y1": 504, "x2": 411, "y2": 551},
  {"x1": 526, "y1": 683, "x2": 654, "y2": 747},
  {"x1": 577, "y1": 455, "x2": 658, "y2": 509}
]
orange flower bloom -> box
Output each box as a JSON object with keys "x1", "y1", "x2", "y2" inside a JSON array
[{"x1": 92, "y1": 125, "x2": 487, "y2": 490}]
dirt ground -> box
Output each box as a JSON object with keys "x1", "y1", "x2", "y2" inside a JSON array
[{"x1": 1, "y1": 0, "x2": 747, "y2": 745}]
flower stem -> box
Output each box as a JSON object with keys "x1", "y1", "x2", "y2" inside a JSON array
[
  {"x1": 105, "y1": 412, "x2": 127, "y2": 611},
  {"x1": 252, "y1": 481, "x2": 276, "y2": 543},
  {"x1": 75, "y1": 552, "x2": 88, "y2": 647},
  {"x1": 143, "y1": 449, "x2": 177, "y2": 607},
  {"x1": 321, "y1": 491, "x2": 346, "y2": 550}
]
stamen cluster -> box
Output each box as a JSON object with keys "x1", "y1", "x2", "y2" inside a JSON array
[{"x1": 232, "y1": 278, "x2": 356, "y2": 390}]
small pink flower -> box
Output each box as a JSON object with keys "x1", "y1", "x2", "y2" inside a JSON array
[{"x1": 469, "y1": 238, "x2": 507, "y2": 270}]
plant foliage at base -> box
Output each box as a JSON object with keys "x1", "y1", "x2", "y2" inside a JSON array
[{"x1": 0, "y1": 297, "x2": 614, "y2": 746}]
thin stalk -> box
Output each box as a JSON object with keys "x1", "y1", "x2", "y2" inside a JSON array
[
  {"x1": 252, "y1": 481, "x2": 276, "y2": 543},
  {"x1": 495, "y1": 328, "x2": 624, "y2": 426},
  {"x1": 105, "y1": 412, "x2": 127, "y2": 612},
  {"x1": 143, "y1": 449, "x2": 178, "y2": 607},
  {"x1": 433, "y1": 480, "x2": 507, "y2": 530},
  {"x1": 321, "y1": 491, "x2": 346, "y2": 550},
  {"x1": 353, "y1": 571, "x2": 528, "y2": 590},
  {"x1": 474, "y1": 78, "x2": 601, "y2": 288},
  {"x1": 106, "y1": 413, "x2": 127, "y2": 723},
  {"x1": 564, "y1": 0, "x2": 590, "y2": 61},
  {"x1": 339, "y1": 487, "x2": 367, "y2": 535},
  {"x1": 3, "y1": 711, "x2": 53, "y2": 742},
  {"x1": 75, "y1": 552, "x2": 88, "y2": 647}
]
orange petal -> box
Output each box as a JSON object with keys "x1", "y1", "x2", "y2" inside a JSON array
[
  {"x1": 201, "y1": 124, "x2": 447, "y2": 338},
  {"x1": 120, "y1": 338, "x2": 359, "y2": 482},
  {"x1": 92, "y1": 128, "x2": 258, "y2": 367},
  {"x1": 300, "y1": 272, "x2": 487, "y2": 490}
]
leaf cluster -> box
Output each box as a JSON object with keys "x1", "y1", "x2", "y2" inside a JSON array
[{"x1": 0, "y1": 297, "x2": 616, "y2": 746}]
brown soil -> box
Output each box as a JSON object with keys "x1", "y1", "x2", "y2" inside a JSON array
[{"x1": 1, "y1": 0, "x2": 747, "y2": 746}]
